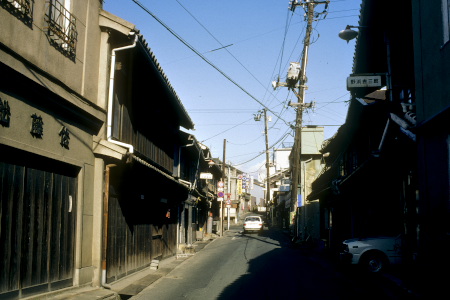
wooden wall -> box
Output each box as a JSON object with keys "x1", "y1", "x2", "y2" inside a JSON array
[
  {"x1": 0, "y1": 161, "x2": 77, "y2": 298},
  {"x1": 105, "y1": 183, "x2": 178, "y2": 283}
]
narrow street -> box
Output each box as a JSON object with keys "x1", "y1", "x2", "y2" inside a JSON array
[{"x1": 130, "y1": 219, "x2": 412, "y2": 300}]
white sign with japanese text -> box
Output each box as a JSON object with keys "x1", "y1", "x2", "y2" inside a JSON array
[
  {"x1": 200, "y1": 172, "x2": 213, "y2": 179},
  {"x1": 347, "y1": 75, "x2": 382, "y2": 89}
]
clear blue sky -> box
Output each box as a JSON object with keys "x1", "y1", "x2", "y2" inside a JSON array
[{"x1": 103, "y1": 0, "x2": 361, "y2": 181}]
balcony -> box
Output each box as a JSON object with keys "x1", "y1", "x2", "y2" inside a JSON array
[
  {"x1": 1, "y1": 0, "x2": 33, "y2": 25},
  {"x1": 44, "y1": 0, "x2": 77, "y2": 59}
]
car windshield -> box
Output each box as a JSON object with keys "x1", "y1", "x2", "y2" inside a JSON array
[{"x1": 245, "y1": 217, "x2": 260, "y2": 222}]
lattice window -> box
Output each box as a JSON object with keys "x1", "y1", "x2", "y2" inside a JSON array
[
  {"x1": 0, "y1": 0, "x2": 33, "y2": 24},
  {"x1": 44, "y1": 0, "x2": 77, "y2": 59}
]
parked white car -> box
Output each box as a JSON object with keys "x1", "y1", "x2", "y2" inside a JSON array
[
  {"x1": 243, "y1": 216, "x2": 263, "y2": 233},
  {"x1": 340, "y1": 236, "x2": 402, "y2": 272}
]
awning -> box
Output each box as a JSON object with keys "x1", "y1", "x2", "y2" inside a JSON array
[
  {"x1": 131, "y1": 154, "x2": 189, "y2": 190},
  {"x1": 307, "y1": 186, "x2": 331, "y2": 201}
]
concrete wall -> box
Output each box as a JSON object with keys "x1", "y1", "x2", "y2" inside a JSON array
[
  {"x1": 0, "y1": 0, "x2": 105, "y2": 290},
  {"x1": 0, "y1": 1, "x2": 102, "y2": 101},
  {"x1": 302, "y1": 127, "x2": 324, "y2": 155}
]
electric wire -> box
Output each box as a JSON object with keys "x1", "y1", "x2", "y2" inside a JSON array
[
  {"x1": 174, "y1": 0, "x2": 285, "y2": 107},
  {"x1": 233, "y1": 127, "x2": 292, "y2": 167},
  {"x1": 278, "y1": 9, "x2": 295, "y2": 82},
  {"x1": 131, "y1": 0, "x2": 291, "y2": 127},
  {"x1": 315, "y1": 92, "x2": 350, "y2": 109},
  {"x1": 175, "y1": 0, "x2": 286, "y2": 108},
  {"x1": 262, "y1": 9, "x2": 300, "y2": 112},
  {"x1": 200, "y1": 117, "x2": 254, "y2": 143},
  {"x1": 261, "y1": 10, "x2": 294, "y2": 110},
  {"x1": 228, "y1": 136, "x2": 264, "y2": 146},
  {"x1": 130, "y1": 0, "x2": 356, "y2": 172}
]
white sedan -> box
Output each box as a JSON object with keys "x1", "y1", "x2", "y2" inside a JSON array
[
  {"x1": 243, "y1": 216, "x2": 263, "y2": 233},
  {"x1": 340, "y1": 235, "x2": 402, "y2": 272}
]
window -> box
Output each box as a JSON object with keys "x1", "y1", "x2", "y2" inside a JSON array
[
  {"x1": 443, "y1": 0, "x2": 450, "y2": 43},
  {"x1": 44, "y1": 0, "x2": 77, "y2": 59}
]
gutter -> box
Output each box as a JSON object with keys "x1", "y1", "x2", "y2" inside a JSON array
[
  {"x1": 101, "y1": 33, "x2": 137, "y2": 290},
  {"x1": 106, "y1": 32, "x2": 138, "y2": 154}
]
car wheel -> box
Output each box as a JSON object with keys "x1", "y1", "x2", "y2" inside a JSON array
[{"x1": 361, "y1": 252, "x2": 387, "y2": 273}]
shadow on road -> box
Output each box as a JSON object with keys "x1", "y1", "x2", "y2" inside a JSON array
[
  {"x1": 239, "y1": 228, "x2": 291, "y2": 248},
  {"x1": 217, "y1": 226, "x2": 419, "y2": 300},
  {"x1": 216, "y1": 227, "x2": 364, "y2": 300}
]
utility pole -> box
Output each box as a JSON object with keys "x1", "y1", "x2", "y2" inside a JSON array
[
  {"x1": 221, "y1": 139, "x2": 226, "y2": 237},
  {"x1": 227, "y1": 165, "x2": 231, "y2": 230},
  {"x1": 264, "y1": 109, "x2": 271, "y2": 208},
  {"x1": 273, "y1": 0, "x2": 329, "y2": 231},
  {"x1": 291, "y1": 0, "x2": 313, "y2": 211}
]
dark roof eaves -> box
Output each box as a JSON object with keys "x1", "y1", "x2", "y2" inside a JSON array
[{"x1": 135, "y1": 32, "x2": 195, "y2": 130}]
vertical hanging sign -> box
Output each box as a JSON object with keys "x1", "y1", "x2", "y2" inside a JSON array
[
  {"x1": 218, "y1": 181, "x2": 224, "y2": 201},
  {"x1": 237, "y1": 175, "x2": 242, "y2": 195}
]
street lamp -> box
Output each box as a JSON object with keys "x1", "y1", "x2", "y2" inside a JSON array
[{"x1": 338, "y1": 25, "x2": 366, "y2": 43}]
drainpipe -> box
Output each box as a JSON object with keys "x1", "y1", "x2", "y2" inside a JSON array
[
  {"x1": 107, "y1": 33, "x2": 138, "y2": 154},
  {"x1": 102, "y1": 164, "x2": 116, "y2": 289}
]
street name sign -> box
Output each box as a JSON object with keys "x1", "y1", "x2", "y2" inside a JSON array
[
  {"x1": 347, "y1": 75, "x2": 382, "y2": 90},
  {"x1": 200, "y1": 172, "x2": 213, "y2": 179}
]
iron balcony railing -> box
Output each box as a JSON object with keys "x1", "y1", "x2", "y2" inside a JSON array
[
  {"x1": 1, "y1": 0, "x2": 33, "y2": 24},
  {"x1": 44, "y1": 0, "x2": 77, "y2": 59}
]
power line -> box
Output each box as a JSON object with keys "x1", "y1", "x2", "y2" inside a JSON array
[
  {"x1": 131, "y1": 0, "x2": 291, "y2": 127},
  {"x1": 233, "y1": 127, "x2": 292, "y2": 167},
  {"x1": 174, "y1": 0, "x2": 286, "y2": 107},
  {"x1": 200, "y1": 117, "x2": 254, "y2": 143},
  {"x1": 278, "y1": 9, "x2": 296, "y2": 81},
  {"x1": 188, "y1": 109, "x2": 256, "y2": 114},
  {"x1": 328, "y1": 8, "x2": 359, "y2": 13},
  {"x1": 228, "y1": 135, "x2": 264, "y2": 146}
]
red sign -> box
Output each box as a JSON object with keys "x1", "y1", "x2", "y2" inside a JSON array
[{"x1": 218, "y1": 192, "x2": 224, "y2": 198}]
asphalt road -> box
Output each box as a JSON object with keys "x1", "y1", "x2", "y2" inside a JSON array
[{"x1": 129, "y1": 222, "x2": 413, "y2": 300}]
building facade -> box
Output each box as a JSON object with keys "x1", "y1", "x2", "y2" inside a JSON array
[
  {"x1": 1, "y1": 0, "x2": 104, "y2": 297},
  {"x1": 309, "y1": 0, "x2": 450, "y2": 271},
  {"x1": 0, "y1": 2, "x2": 218, "y2": 298},
  {"x1": 411, "y1": 0, "x2": 450, "y2": 267}
]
